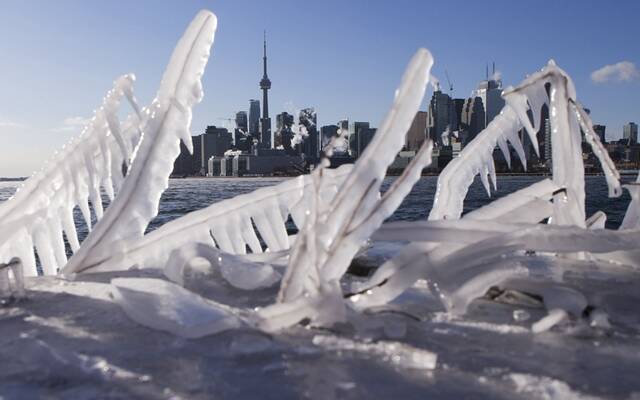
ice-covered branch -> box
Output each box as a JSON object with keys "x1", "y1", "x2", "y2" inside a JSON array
[
  {"x1": 258, "y1": 49, "x2": 435, "y2": 331},
  {"x1": 0, "y1": 74, "x2": 140, "y2": 275},
  {"x1": 64, "y1": 10, "x2": 218, "y2": 275},
  {"x1": 430, "y1": 60, "x2": 620, "y2": 223}
]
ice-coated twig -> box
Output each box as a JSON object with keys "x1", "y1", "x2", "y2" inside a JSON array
[
  {"x1": 0, "y1": 74, "x2": 140, "y2": 275},
  {"x1": 352, "y1": 179, "x2": 560, "y2": 309},
  {"x1": 71, "y1": 165, "x2": 351, "y2": 273},
  {"x1": 64, "y1": 10, "x2": 218, "y2": 275},
  {"x1": 430, "y1": 60, "x2": 621, "y2": 224},
  {"x1": 257, "y1": 49, "x2": 435, "y2": 331}
]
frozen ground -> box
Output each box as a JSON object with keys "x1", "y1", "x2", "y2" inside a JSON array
[{"x1": 2, "y1": 252, "x2": 639, "y2": 399}]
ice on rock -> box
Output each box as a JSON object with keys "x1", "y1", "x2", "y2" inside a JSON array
[
  {"x1": 111, "y1": 278, "x2": 242, "y2": 338},
  {"x1": 312, "y1": 335, "x2": 437, "y2": 370}
]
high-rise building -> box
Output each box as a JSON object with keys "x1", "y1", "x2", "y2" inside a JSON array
[
  {"x1": 460, "y1": 96, "x2": 485, "y2": 145},
  {"x1": 623, "y1": 122, "x2": 638, "y2": 144},
  {"x1": 593, "y1": 124, "x2": 606, "y2": 144},
  {"x1": 357, "y1": 127, "x2": 377, "y2": 155},
  {"x1": 452, "y1": 98, "x2": 465, "y2": 132},
  {"x1": 320, "y1": 125, "x2": 339, "y2": 149},
  {"x1": 249, "y1": 99, "x2": 260, "y2": 138},
  {"x1": 235, "y1": 111, "x2": 248, "y2": 132},
  {"x1": 172, "y1": 135, "x2": 202, "y2": 176},
  {"x1": 406, "y1": 111, "x2": 428, "y2": 151},
  {"x1": 427, "y1": 90, "x2": 455, "y2": 147},
  {"x1": 259, "y1": 31, "x2": 272, "y2": 148},
  {"x1": 459, "y1": 68, "x2": 505, "y2": 146},
  {"x1": 234, "y1": 111, "x2": 249, "y2": 150},
  {"x1": 544, "y1": 118, "x2": 552, "y2": 167},
  {"x1": 476, "y1": 80, "x2": 504, "y2": 127},
  {"x1": 275, "y1": 112, "x2": 294, "y2": 150},
  {"x1": 299, "y1": 108, "x2": 318, "y2": 160},
  {"x1": 349, "y1": 121, "x2": 370, "y2": 158},
  {"x1": 201, "y1": 126, "x2": 233, "y2": 174}
]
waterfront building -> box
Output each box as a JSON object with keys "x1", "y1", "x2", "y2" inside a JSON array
[
  {"x1": 348, "y1": 121, "x2": 370, "y2": 158},
  {"x1": 623, "y1": 122, "x2": 638, "y2": 144},
  {"x1": 593, "y1": 124, "x2": 606, "y2": 144},
  {"x1": 201, "y1": 126, "x2": 232, "y2": 174},
  {"x1": 275, "y1": 112, "x2": 294, "y2": 150},
  {"x1": 249, "y1": 99, "x2": 260, "y2": 138},
  {"x1": 427, "y1": 89, "x2": 455, "y2": 147},
  {"x1": 299, "y1": 108, "x2": 319, "y2": 160},
  {"x1": 320, "y1": 125, "x2": 339, "y2": 150},
  {"x1": 406, "y1": 111, "x2": 428, "y2": 151}
]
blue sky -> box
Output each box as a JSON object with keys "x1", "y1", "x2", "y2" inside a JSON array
[{"x1": 1, "y1": 0, "x2": 639, "y2": 176}]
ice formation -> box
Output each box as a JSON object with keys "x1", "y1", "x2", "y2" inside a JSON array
[
  {"x1": 2, "y1": 10, "x2": 640, "y2": 395},
  {"x1": 64, "y1": 11, "x2": 218, "y2": 275},
  {"x1": 0, "y1": 74, "x2": 140, "y2": 279}
]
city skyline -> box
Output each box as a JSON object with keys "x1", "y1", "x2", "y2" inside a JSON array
[{"x1": 1, "y1": 0, "x2": 639, "y2": 176}]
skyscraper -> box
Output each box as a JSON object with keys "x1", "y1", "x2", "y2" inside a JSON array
[
  {"x1": 201, "y1": 126, "x2": 233, "y2": 174},
  {"x1": 349, "y1": 121, "x2": 370, "y2": 158},
  {"x1": 593, "y1": 124, "x2": 606, "y2": 144},
  {"x1": 275, "y1": 112, "x2": 294, "y2": 150},
  {"x1": 406, "y1": 111, "x2": 428, "y2": 151},
  {"x1": 235, "y1": 111, "x2": 248, "y2": 132},
  {"x1": 623, "y1": 122, "x2": 638, "y2": 144},
  {"x1": 427, "y1": 90, "x2": 454, "y2": 147},
  {"x1": 249, "y1": 99, "x2": 260, "y2": 138},
  {"x1": 259, "y1": 31, "x2": 272, "y2": 148},
  {"x1": 460, "y1": 96, "x2": 485, "y2": 145},
  {"x1": 320, "y1": 125, "x2": 338, "y2": 149},
  {"x1": 299, "y1": 108, "x2": 318, "y2": 159}
]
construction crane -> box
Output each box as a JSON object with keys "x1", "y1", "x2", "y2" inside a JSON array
[{"x1": 444, "y1": 70, "x2": 453, "y2": 95}]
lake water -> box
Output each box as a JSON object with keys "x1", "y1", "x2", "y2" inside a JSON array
[{"x1": 0, "y1": 175, "x2": 635, "y2": 244}]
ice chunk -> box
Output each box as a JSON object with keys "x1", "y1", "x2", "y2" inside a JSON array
[{"x1": 111, "y1": 278, "x2": 242, "y2": 338}]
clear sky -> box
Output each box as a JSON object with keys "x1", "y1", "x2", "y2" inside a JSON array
[{"x1": 1, "y1": 0, "x2": 639, "y2": 177}]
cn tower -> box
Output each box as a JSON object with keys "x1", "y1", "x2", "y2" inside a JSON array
[{"x1": 259, "y1": 30, "x2": 272, "y2": 148}]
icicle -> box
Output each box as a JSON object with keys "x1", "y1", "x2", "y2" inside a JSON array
[
  {"x1": 49, "y1": 215, "x2": 68, "y2": 267},
  {"x1": 33, "y1": 225, "x2": 58, "y2": 275},
  {"x1": 507, "y1": 130, "x2": 527, "y2": 170},
  {"x1": 497, "y1": 137, "x2": 511, "y2": 168},
  {"x1": 505, "y1": 94, "x2": 540, "y2": 156},
  {"x1": 480, "y1": 164, "x2": 491, "y2": 196},
  {"x1": 210, "y1": 225, "x2": 235, "y2": 253},
  {"x1": 239, "y1": 215, "x2": 263, "y2": 253}
]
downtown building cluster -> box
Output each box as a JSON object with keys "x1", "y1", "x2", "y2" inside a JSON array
[{"x1": 171, "y1": 48, "x2": 639, "y2": 177}]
